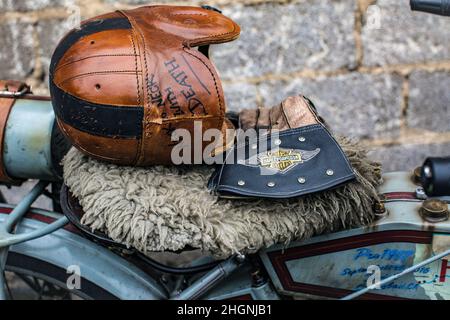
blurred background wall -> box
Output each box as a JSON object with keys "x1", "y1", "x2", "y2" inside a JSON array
[{"x1": 1, "y1": 0, "x2": 450, "y2": 174}]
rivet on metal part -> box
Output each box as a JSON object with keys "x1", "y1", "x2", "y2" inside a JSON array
[
  {"x1": 373, "y1": 201, "x2": 386, "y2": 216},
  {"x1": 415, "y1": 187, "x2": 427, "y2": 200},
  {"x1": 238, "y1": 180, "x2": 246, "y2": 186},
  {"x1": 298, "y1": 177, "x2": 306, "y2": 184},
  {"x1": 235, "y1": 254, "x2": 246, "y2": 263},
  {"x1": 326, "y1": 169, "x2": 334, "y2": 176},
  {"x1": 274, "y1": 139, "x2": 282, "y2": 146},
  {"x1": 420, "y1": 199, "x2": 449, "y2": 223},
  {"x1": 298, "y1": 136, "x2": 306, "y2": 142},
  {"x1": 267, "y1": 182, "x2": 276, "y2": 188}
]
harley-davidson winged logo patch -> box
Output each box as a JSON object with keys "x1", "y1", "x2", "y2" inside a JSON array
[{"x1": 242, "y1": 148, "x2": 321, "y2": 173}]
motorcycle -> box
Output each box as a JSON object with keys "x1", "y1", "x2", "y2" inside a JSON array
[{"x1": 0, "y1": 0, "x2": 449, "y2": 300}]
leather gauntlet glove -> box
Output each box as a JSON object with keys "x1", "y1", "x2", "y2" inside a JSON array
[
  {"x1": 238, "y1": 95, "x2": 320, "y2": 132},
  {"x1": 209, "y1": 95, "x2": 355, "y2": 199}
]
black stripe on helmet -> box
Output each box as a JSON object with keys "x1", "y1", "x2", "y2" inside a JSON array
[{"x1": 51, "y1": 83, "x2": 143, "y2": 139}]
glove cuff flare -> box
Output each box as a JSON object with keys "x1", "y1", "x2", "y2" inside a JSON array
[{"x1": 208, "y1": 95, "x2": 355, "y2": 199}]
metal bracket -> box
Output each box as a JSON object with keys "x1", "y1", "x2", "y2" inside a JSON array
[
  {"x1": 171, "y1": 254, "x2": 245, "y2": 300},
  {"x1": 0, "y1": 181, "x2": 68, "y2": 300}
]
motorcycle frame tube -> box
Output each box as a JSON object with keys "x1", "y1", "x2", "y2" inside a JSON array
[
  {"x1": 0, "y1": 183, "x2": 168, "y2": 300},
  {"x1": 172, "y1": 256, "x2": 281, "y2": 300},
  {"x1": 171, "y1": 255, "x2": 243, "y2": 300},
  {"x1": 0, "y1": 181, "x2": 269, "y2": 300},
  {"x1": 0, "y1": 181, "x2": 53, "y2": 299},
  {"x1": 202, "y1": 260, "x2": 281, "y2": 300},
  {"x1": 3, "y1": 99, "x2": 59, "y2": 181}
]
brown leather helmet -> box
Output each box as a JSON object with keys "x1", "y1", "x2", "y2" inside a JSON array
[{"x1": 50, "y1": 5, "x2": 240, "y2": 165}]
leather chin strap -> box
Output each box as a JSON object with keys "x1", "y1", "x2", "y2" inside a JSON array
[{"x1": 0, "y1": 80, "x2": 31, "y2": 184}]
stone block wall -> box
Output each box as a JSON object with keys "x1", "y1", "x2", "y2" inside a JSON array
[{"x1": 2, "y1": 0, "x2": 450, "y2": 172}]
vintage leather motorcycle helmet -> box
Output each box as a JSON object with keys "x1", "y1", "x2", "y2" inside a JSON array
[{"x1": 49, "y1": 5, "x2": 240, "y2": 165}]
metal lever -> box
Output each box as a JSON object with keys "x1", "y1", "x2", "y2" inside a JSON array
[{"x1": 0, "y1": 181, "x2": 68, "y2": 300}]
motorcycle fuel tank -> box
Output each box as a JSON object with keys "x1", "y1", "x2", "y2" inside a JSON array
[
  {"x1": 0, "y1": 96, "x2": 70, "y2": 184},
  {"x1": 259, "y1": 171, "x2": 450, "y2": 300}
]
